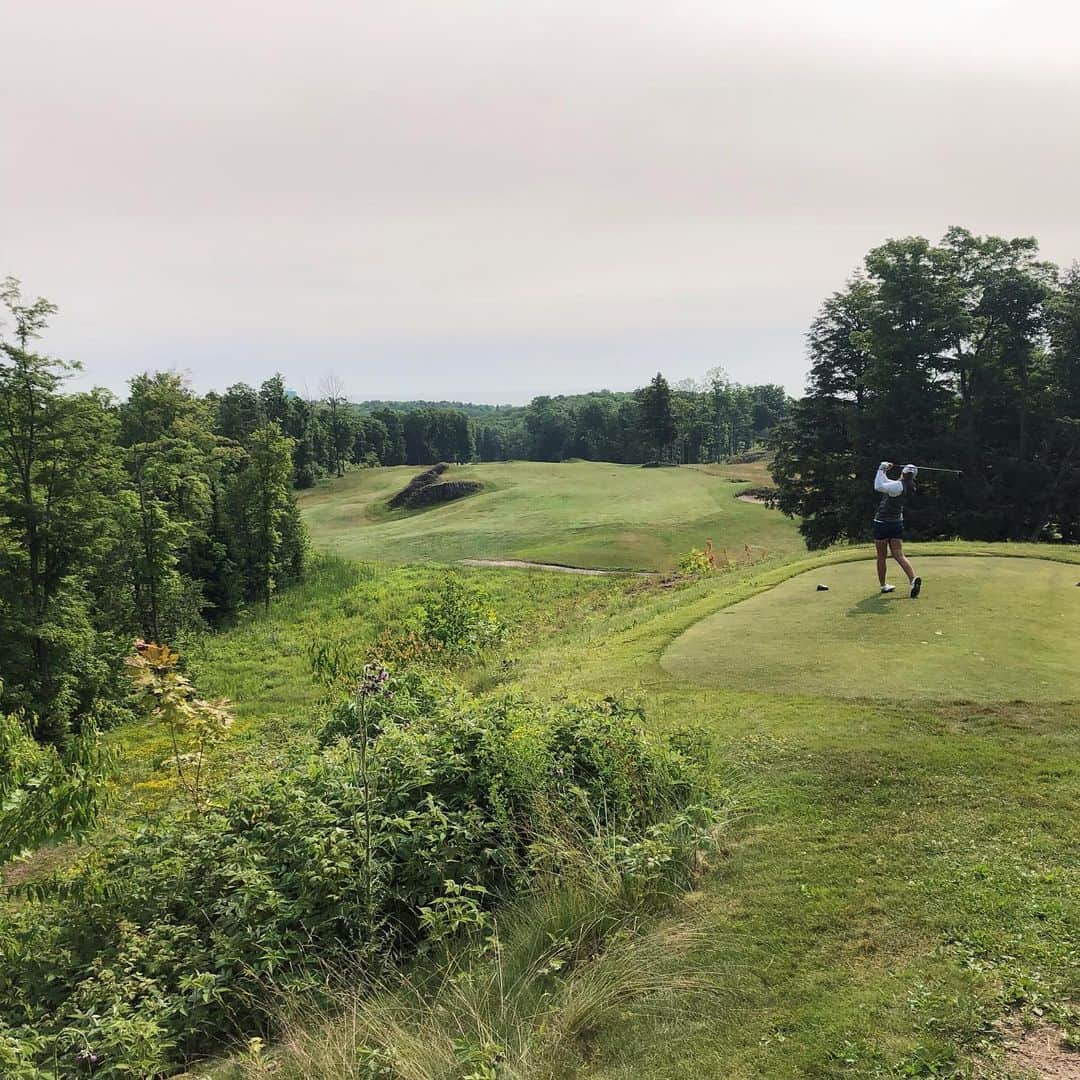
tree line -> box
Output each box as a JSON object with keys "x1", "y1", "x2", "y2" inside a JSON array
[
  {"x1": 211, "y1": 375, "x2": 790, "y2": 485},
  {"x1": 771, "y1": 228, "x2": 1080, "y2": 547},
  {"x1": 267, "y1": 373, "x2": 789, "y2": 479},
  {"x1": 0, "y1": 280, "x2": 306, "y2": 744},
  {"x1": 508, "y1": 376, "x2": 789, "y2": 465}
]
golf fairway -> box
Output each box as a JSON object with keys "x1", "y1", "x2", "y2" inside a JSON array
[
  {"x1": 298, "y1": 460, "x2": 803, "y2": 571},
  {"x1": 661, "y1": 556, "x2": 1080, "y2": 701}
]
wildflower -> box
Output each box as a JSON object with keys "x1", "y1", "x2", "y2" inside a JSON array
[
  {"x1": 74, "y1": 1048, "x2": 102, "y2": 1071},
  {"x1": 359, "y1": 664, "x2": 390, "y2": 697}
]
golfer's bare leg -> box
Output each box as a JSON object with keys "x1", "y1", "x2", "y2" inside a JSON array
[
  {"x1": 875, "y1": 540, "x2": 889, "y2": 586},
  {"x1": 889, "y1": 539, "x2": 915, "y2": 582}
]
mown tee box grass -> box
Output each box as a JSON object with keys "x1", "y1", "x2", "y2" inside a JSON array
[{"x1": 661, "y1": 556, "x2": 1080, "y2": 701}]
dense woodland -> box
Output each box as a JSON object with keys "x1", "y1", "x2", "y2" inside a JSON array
[
  {"x1": 0, "y1": 280, "x2": 306, "y2": 743},
  {"x1": 298, "y1": 375, "x2": 788, "y2": 478},
  {"x1": 771, "y1": 229, "x2": 1080, "y2": 547},
  {"x1": 464, "y1": 378, "x2": 789, "y2": 465},
  {"x1": 213, "y1": 374, "x2": 787, "y2": 480}
]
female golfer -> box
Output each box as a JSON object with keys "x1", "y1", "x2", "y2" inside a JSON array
[{"x1": 874, "y1": 462, "x2": 921, "y2": 597}]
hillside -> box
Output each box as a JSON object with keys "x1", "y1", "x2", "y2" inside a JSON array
[
  {"x1": 192, "y1": 538, "x2": 1078, "y2": 1077},
  {"x1": 6, "y1": 458, "x2": 1078, "y2": 1078},
  {"x1": 297, "y1": 459, "x2": 800, "y2": 571}
]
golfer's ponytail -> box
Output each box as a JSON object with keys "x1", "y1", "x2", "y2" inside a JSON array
[{"x1": 902, "y1": 472, "x2": 916, "y2": 497}]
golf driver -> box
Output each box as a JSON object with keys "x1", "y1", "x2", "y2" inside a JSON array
[{"x1": 885, "y1": 463, "x2": 964, "y2": 476}]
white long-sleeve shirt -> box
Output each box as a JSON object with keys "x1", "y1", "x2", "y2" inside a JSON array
[{"x1": 874, "y1": 464, "x2": 904, "y2": 498}]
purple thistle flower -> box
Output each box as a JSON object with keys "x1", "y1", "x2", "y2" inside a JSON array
[{"x1": 358, "y1": 664, "x2": 390, "y2": 697}]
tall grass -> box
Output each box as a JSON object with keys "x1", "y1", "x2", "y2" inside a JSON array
[{"x1": 233, "y1": 813, "x2": 730, "y2": 1080}]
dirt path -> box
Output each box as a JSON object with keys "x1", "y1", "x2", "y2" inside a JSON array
[
  {"x1": 459, "y1": 558, "x2": 653, "y2": 576},
  {"x1": 998, "y1": 1019, "x2": 1080, "y2": 1079}
]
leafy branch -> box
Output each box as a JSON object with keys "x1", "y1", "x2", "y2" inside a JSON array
[
  {"x1": 0, "y1": 681, "x2": 115, "y2": 867},
  {"x1": 125, "y1": 641, "x2": 233, "y2": 812}
]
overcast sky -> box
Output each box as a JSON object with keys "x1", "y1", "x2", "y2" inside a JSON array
[{"x1": 4, "y1": 1, "x2": 1079, "y2": 403}]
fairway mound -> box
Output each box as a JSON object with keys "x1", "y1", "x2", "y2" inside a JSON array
[
  {"x1": 387, "y1": 463, "x2": 481, "y2": 510},
  {"x1": 406, "y1": 479, "x2": 483, "y2": 507},
  {"x1": 387, "y1": 462, "x2": 449, "y2": 508},
  {"x1": 661, "y1": 556, "x2": 1080, "y2": 702}
]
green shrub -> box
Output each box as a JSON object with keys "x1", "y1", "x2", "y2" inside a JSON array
[
  {"x1": 676, "y1": 547, "x2": 714, "y2": 576},
  {"x1": 316, "y1": 667, "x2": 455, "y2": 745},
  {"x1": 0, "y1": 696, "x2": 114, "y2": 866},
  {"x1": 676, "y1": 541, "x2": 766, "y2": 577},
  {"x1": 399, "y1": 575, "x2": 506, "y2": 662},
  {"x1": 236, "y1": 827, "x2": 727, "y2": 1080},
  {"x1": 0, "y1": 683, "x2": 721, "y2": 1077}
]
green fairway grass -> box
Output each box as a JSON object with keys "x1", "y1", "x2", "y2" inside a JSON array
[
  {"x1": 297, "y1": 460, "x2": 803, "y2": 571},
  {"x1": 661, "y1": 556, "x2": 1080, "y2": 701}
]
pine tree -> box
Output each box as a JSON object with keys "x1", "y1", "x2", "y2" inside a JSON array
[
  {"x1": 635, "y1": 373, "x2": 676, "y2": 462},
  {"x1": 0, "y1": 279, "x2": 122, "y2": 740},
  {"x1": 226, "y1": 422, "x2": 305, "y2": 610}
]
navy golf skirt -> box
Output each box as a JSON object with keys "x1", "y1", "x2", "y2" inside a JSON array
[{"x1": 872, "y1": 519, "x2": 904, "y2": 541}]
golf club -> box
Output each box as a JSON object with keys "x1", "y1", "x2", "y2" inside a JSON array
[{"x1": 884, "y1": 462, "x2": 964, "y2": 476}]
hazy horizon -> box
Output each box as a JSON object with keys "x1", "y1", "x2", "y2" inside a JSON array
[{"x1": 5, "y1": 1, "x2": 1080, "y2": 403}]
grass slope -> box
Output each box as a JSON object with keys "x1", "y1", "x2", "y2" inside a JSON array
[
  {"x1": 662, "y1": 556, "x2": 1080, "y2": 701},
  {"x1": 297, "y1": 460, "x2": 803, "y2": 571},
  {"x1": 106, "y1": 558, "x2": 621, "y2": 817},
  {"x1": 101, "y1": 538, "x2": 1079, "y2": 1077},
  {"x1": 496, "y1": 543, "x2": 1079, "y2": 1077}
]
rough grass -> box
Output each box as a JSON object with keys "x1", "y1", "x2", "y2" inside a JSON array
[
  {"x1": 103, "y1": 556, "x2": 623, "y2": 819},
  {"x1": 297, "y1": 460, "x2": 804, "y2": 571},
  {"x1": 234, "y1": 914, "x2": 721, "y2": 1080},
  {"x1": 222, "y1": 824, "x2": 729, "y2": 1080},
  {"x1": 95, "y1": 537, "x2": 1080, "y2": 1077},
  {"x1": 661, "y1": 555, "x2": 1080, "y2": 701}
]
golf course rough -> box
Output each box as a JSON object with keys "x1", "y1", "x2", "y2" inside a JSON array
[{"x1": 661, "y1": 556, "x2": 1080, "y2": 702}]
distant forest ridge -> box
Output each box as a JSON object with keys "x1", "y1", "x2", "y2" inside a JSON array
[
  {"x1": 193, "y1": 379, "x2": 791, "y2": 483},
  {"x1": 354, "y1": 399, "x2": 525, "y2": 418},
  {"x1": 318, "y1": 378, "x2": 788, "y2": 475}
]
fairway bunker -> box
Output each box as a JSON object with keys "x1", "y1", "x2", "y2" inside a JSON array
[
  {"x1": 459, "y1": 558, "x2": 652, "y2": 576},
  {"x1": 661, "y1": 556, "x2": 1080, "y2": 702}
]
